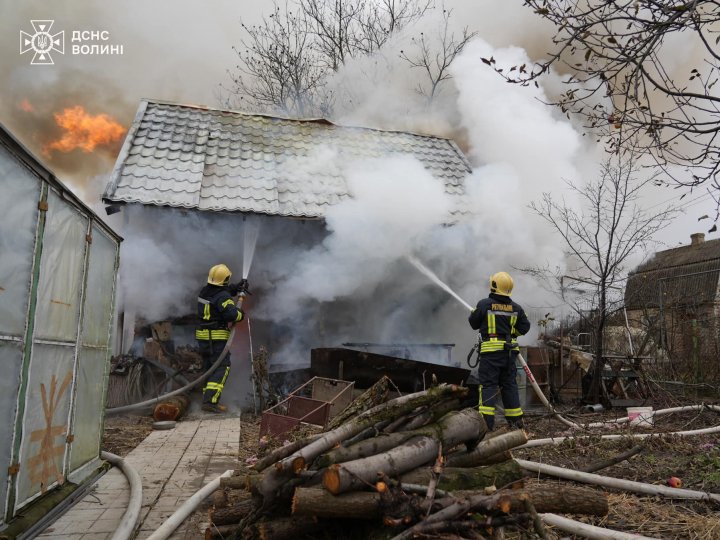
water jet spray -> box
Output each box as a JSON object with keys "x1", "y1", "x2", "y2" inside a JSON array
[{"x1": 406, "y1": 255, "x2": 572, "y2": 426}]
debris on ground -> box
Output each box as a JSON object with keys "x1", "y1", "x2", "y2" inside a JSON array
[
  {"x1": 200, "y1": 373, "x2": 720, "y2": 540},
  {"x1": 102, "y1": 415, "x2": 154, "y2": 457},
  {"x1": 203, "y1": 383, "x2": 613, "y2": 539}
]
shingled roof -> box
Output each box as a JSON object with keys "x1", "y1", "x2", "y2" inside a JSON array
[
  {"x1": 625, "y1": 235, "x2": 720, "y2": 309},
  {"x1": 103, "y1": 100, "x2": 472, "y2": 218}
]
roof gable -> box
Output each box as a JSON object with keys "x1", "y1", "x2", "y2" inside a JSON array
[
  {"x1": 625, "y1": 238, "x2": 720, "y2": 308},
  {"x1": 103, "y1": 100, "x2": 472, "y2": 218}
]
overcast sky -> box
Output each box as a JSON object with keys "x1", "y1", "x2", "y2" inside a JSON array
[{"x1": 0, "y1": 0, "x2": 714, "y2": 248}]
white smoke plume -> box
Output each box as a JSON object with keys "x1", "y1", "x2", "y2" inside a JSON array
[
  {"x1": 115, "y1": 12, "x2": 601, "y2": 379},
  {"x1": 4, "y1": 0, "x2": 713, "y2": 417}
]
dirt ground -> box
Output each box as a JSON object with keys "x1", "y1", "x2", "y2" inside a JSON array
[
  {"x1": 103, "y1": 393, "x2": 720, "y2": 539},
  {"x1": 102, "y1": 415, "x2": 154, "y2": 456},
  {"x1": 515, "y1": 399, "x2": 720, "y2": 540}
]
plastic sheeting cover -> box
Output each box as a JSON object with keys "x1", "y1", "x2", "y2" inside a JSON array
[
  {"x1": 69, "y1": 347, "x2": 108, "y2": 470},
  {"x1": 33, "y1": 189, "x2": 87, "y2": 342},
  {"x1": 81, "y1": 226, "x2": 117, "y2": 348},
  {"x1": 15, "y1": 344, "x2": 75, "y2": 509},
  {"x1": 70, "y1": 226, "x2": 117, "y2": 470},
  {"x1": 0, "y1": 147, "x2": 41, "y2": 336},
  {"x1": 0, "y1": 342, "x2": 24, "y2": 517}
]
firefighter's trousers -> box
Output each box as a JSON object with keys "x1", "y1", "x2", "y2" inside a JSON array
[
  {"x1": 477, "y1": 350, "x2": 523, "y2": 430},
  {"x1": 199, "y1": 340, "x2": 231, "y2": 405}
]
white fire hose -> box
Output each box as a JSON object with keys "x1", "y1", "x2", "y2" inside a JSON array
[
  {"x1": 101, "y1": 451, "x2": 142, "y2": 540},
  {"x1": 146, "y1": 470, "x2": 232, "y2": 540}
]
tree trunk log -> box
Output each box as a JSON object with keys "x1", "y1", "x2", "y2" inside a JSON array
[
  {"x1": 322, "y1": 409, "x2": 484, "y2": 495},
  {"x1": 211, "y1": 488, "x2": 228, "y2": 509},
  {"x1": 205, "y1": 524, "x2": 237, "y2": 540},
  {"x1": 327, "y1": 375, "x2": 391, "y2": 430},
  {"x1": 292, "y1": 487, "x2": 380, "y2": 519},
  {"x1": 400, "y1": 462, "x2": 523, "y2": 492},
  {"x1": 257, "y1": 385, "x2": 467, "y2": 503},
  {"x1": 445, "y1": 430, "x2": 528, "y2": 468},
  {"x1": 340, "y1": 419, "x2": 392, "y2": 448},
  {"x1": 390, "y1": 491, "x2": 514, "y2": 540},
  {"x1": 292, "y1": 483, "x2": 607, "y2": 521},
  {"x1": 153, "y1": 395, "x2": 189, "y2": 421},
  {"x1": 209, "y1": 499, "x2": 255, "y2": 525},
  {"x1": 220, "y1": 473, "x2": 263, "y2": 491},
  {"x1": 401, "y1": 399, "x2": 461, "y2": 431},
  {"x1": 256, "y1": 516, "x2": 319, "y2": 540},
  {"x1": 251, "y1": 434, "x2": 323, "y2": 472},
  {"x1": 278, "y1": 384, "x2": 467, "y2": 474}
]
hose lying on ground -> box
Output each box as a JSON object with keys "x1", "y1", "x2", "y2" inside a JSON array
[
  {"x1": 106, "y1": 328, "x2": 236, "y2": 415},
  {"x1": 101, "y1": 451, "x2": 143, "y2": 540},
  {"x1": 519, "y1": 423, "x2": 720, "y2": 449},
  {"x1": 517, "y1": 459, "x2": 720, "y2": 504},
  {"x1": 539, "y1": 513, "x2": 658, "y2": 540},
  {"x1": 146, "y1": 470, "x2": 233, "y2": 540},
  {"x1": 518, "y1": 353, "x2": 720, "y2": 431}
]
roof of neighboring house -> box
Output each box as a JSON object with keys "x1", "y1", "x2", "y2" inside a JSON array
[
  {"x1": 625, "y1": 237, "x2": 720, "y2": 309},
  {"x1": 103, "y1": 100, "x2": 473, "y2": 218}
]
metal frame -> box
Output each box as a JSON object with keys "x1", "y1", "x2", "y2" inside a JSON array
[{"x1": 260, "y1": 377, "x2": 354, "y2": 438}]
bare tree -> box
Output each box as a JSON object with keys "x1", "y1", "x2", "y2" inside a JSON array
[
  {"x1": 227, "y1": 4, "x2": 331, "y2": 117},
  {"x1": 226, "y1": 0, "x2": 431, "y2": 116},
  {"x1": 225, "y1": 0, "x2": 440, "y2": 117},
  {"x1": 529, "y1": 154, "x2": 677, "y2": 402},
  {"x1": 399, "y1": 7, "x2": 477, "y2": 101},
  {"x1": 491, "y1": 1, "x2": 720, "y2": 202}
]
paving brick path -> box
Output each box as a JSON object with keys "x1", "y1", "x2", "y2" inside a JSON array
[{"x1": 38, "y1": 416, "x2": 240, "y2": 539}]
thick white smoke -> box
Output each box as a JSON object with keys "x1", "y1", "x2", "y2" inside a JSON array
[
  {"x1": 112, "y1": 2, "x2": 697, "y2": 391},
  {"x1": 116, "y1": 29, "x2": 597, "y2": 377}
]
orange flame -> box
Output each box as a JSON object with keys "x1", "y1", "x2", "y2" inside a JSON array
[
  {"x1": 45, "y1": 106, "x2": 125, "y2": 154},
  {"x1": 19, "y1": 99, "x2": 34, "y2": 113}
]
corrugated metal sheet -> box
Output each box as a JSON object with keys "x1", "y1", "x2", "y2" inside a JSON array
[{"x1": 103, "y1": 100, "x2": 473, "y2": 218}]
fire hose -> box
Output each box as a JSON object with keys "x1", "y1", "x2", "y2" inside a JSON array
[
  {"x1": 106, "y1": 326, "x2": 237, "y2": 415},
  {"x1": 463, "y1": 306, "x2": 720, "y2": 431},
  {"x1": 107, "y1": 287, "x2": 250, "y2": 415},
  {"x1": 101, "y1": 451, "x2": 142, "y2": 540}
]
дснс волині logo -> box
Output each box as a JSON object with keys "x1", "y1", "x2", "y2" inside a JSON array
[{"x1": 20, "y1": 20, "x2": 64, "y2": 65}]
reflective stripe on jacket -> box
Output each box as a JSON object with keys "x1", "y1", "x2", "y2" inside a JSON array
[
  {"x1": 196, "y1": 284, "x2": 243, "y2": 341},
  {"x1": 468, "y1": 293, "x2": 531, "y2": 354}
]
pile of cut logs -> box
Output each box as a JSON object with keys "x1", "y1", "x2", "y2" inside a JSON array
[{"x1": 206, "y1": 383, "x2": 608, "y2": 539}]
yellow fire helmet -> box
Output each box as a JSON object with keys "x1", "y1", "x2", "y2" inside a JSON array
[
  {"x1": 489, "y1": 271, "x2": 514, "y2": 296},
  {"x1": 207, "y1": 264, "x2": 232, "y2": 286}
]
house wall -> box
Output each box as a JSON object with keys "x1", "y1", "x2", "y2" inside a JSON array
[{"x1": 626, "y1": 303, "x2": 720, "y2": 382}]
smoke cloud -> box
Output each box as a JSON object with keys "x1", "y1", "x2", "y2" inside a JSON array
[
  {"x1": 3, "y1": 1, "x2": 713, "y2": 402},
  {"x1": 111, "y1": 4, "x2": 599, "y2": 380}
]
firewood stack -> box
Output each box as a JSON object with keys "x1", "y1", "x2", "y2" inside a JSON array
[{"x1": 206, "y1": 383, "x2": 608, "y2": 539}]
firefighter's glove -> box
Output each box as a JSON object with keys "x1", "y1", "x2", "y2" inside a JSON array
[
  {"x1": 229, "y1": 279, "x2": 251, "y2": 296},
  {"x1": 238, "y1": 278, "x2": 251, "y2": 296}
]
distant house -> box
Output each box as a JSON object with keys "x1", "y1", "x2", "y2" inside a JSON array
[{"x1": 624, "y1": 233, "x2": 720, "y2": 368}]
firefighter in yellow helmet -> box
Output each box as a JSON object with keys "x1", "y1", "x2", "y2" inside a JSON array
[
  {"x1": 196, "y1": 264, "x2": 248, "y2": 413},
  {"x1": 468, "y1": 272, "x2": 530, "y2": 430}
]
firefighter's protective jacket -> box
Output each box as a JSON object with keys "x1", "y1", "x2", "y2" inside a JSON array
[
  {"x1": 468, "y1": 293, "x2": 530, "y2": 353},
  {"x1": 195, "y1": 284, "x2": 243, "y2": 342}
]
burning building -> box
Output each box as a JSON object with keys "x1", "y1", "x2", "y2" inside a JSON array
[
  {"x1": 102, "y1": 99, "x2": 477, "y2": 407},
  {"x1": 0, "y1": 123, "x2": 120, "y2": 533}
]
